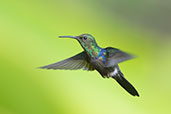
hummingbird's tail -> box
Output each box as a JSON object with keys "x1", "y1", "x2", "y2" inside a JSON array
[{"x1": 112, "y1": 66, "x2": 139, "y2": 96}]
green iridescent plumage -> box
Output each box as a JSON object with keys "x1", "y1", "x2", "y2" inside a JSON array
[
  {"x1": 78, "y1": 34, "x2": 101, "y2": 58},
  {"x1": 40, "y1": 34, "x2": 139, "y2": 97}
]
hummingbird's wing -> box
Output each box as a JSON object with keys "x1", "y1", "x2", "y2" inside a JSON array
[
  {"x1": 105, "y1": 47, "x2": 134, "y2": 67},
  {"x1": 40, "y1": 51, "x2": 95, "y2": 71}
]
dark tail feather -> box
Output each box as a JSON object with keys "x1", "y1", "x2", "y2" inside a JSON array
[{"x1": 112, "y1": 71, "x2": 139, "y2": 97}]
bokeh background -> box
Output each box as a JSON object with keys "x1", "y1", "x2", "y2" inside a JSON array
[{"x1": 1, "y1": 0, "x2": 171, "y2": 114}]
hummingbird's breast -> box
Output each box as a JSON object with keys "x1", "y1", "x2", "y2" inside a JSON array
[
  {"x1": 88, "y1": 49, "x2": 114, "y2": 77},
  {"x1": 95, "y1": 49, "x2": 106, "y2": 64}
]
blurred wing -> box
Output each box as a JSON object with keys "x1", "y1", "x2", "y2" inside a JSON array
[
  {"x1": 40, "y1": 51, "x2": 95, "y2": 71},
  {"x1": 105, "y1": 47, "x2": 134, "y2": 67}
]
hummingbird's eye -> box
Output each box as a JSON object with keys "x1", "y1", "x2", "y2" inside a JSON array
[{"x1": 83, "y1": 36, "x2": 87, "y2": 40}]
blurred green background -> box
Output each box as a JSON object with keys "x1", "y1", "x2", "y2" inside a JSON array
[{"x1": 0, "y1": 0, "x2": 171, "y2": 114}]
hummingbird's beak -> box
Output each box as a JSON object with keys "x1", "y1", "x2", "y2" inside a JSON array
[{"x1": 59, "y1": 36, "x2": 78, "y2": 40}]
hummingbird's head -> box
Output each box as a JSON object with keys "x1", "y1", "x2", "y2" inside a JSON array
[
  {"x1": 59, "y1": 34, "x2": 99, "y2": 50},
  {"x1": 59, "y1": 34, "x2": 96, "y2": 44},
  {"x1": 77, "y1": 34, "x2": 96, "y2": 43}
]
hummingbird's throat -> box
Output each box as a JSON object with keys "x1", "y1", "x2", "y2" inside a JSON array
[{"x1": 81, "y1": 42, "x2": 101, "y2": 58}]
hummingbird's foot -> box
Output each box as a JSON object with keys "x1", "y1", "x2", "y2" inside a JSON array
[{"x1": 106, "y1": 74, "x2": 110, "y2": 78}]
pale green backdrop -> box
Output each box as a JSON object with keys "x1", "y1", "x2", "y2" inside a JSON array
[{"x1": 0, "y1": 0, "x2": 171, "y2": 114}]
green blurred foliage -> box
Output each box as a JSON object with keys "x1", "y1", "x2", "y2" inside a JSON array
[{"x1": 0, "y1": 0, "x2": 171, "y2": 114}]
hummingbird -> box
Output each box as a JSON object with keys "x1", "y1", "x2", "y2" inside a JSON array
[{"x1": 40, "y1": 34, "x2": 139, "y2": 97}]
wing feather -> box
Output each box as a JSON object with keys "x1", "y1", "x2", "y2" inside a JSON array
[
  {"x1": 40, "y1": 51, "x2": 95, "y2": 71},
  {"x1": 105, "y1": 47, "x2": 134, "y2": 67}
]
